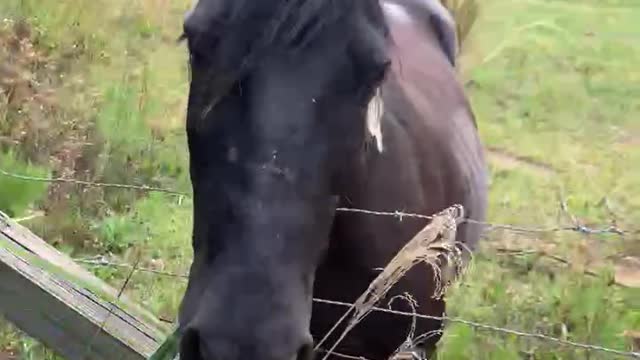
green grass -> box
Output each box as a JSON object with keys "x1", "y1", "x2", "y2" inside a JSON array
[
  {"x1": 0, "y1": 0, "x2": 639, "y2": 359},
  {"x1": 439, "y1": 0, "x2": 640, "y2": 358},
  {"x1": 0, "y1": 151, "x2": 50, "y2": 218}
]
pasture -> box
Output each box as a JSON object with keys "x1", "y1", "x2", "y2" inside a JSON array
[{"x1": 0, "y1": 0, "x2": 638, "y2": 359}]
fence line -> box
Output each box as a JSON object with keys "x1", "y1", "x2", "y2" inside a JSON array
[
  {"x1": 314, "y1": 298, "x2": 640, "y2": 359},
  {"x1": 2, "y1": 168, "x2": 638, "y2": 358},
  {"x1": 79, "y1": 244, "x2": 631, "y2": 287},
  {"x1": 74, "y1": 257, "x2": 640, "y2": 359},
  {"x1": 83, "y1": 250, "x2": 144, "y2": 358},
  {"x1": 0, "y1": 168, "x2": 190, "y2": 197},
  {"x1": 334, "y1": 207, "x2": 626, "y2": 236},
  {"x1": 77, "y1": 257, "x2": 186, "y2": 278},
  {"x1": 0, "y1": 168, "x2": 631, "y2": 237}
]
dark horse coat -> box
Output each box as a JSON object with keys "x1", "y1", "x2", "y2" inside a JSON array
[
  {"x1": 177, "y1": 0, "x2": 488, "y2": 359},
  {"x1": 311, "y1": 1, "x2": 488, "y2": 358}
]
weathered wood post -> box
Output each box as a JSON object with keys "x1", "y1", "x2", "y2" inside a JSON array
[{"x1": 0, "y1": 210, "x2": 171, "y2": 359}]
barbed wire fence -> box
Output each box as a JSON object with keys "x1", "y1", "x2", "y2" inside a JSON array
[
  {"x1": 0, "y1": 167, "x2": 630, "y2": 236},
  {"x1": 2, "y1": 0, "x2": 639, "y2": 358},
  {"x1": 72, "y1": 256, "x2": 640, "y2": 359},
  {"x1": 1, "y1": 167, "x2": 639, "y2": 359}
]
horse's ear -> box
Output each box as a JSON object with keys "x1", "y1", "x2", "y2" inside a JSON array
[
  {"x1": 421, "y1": 0, "x2": 459, "y2": 66},
  {"x1": 350, "y1": 16, "x2": 391, "y2": 86}
]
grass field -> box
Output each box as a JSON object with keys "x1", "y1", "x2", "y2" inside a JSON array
[{"x1": 0, "y1": 0, "x2": 638, "y2": 359}]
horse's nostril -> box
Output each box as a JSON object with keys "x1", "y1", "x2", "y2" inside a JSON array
[
  {"x1": 180, "y1": 327, "x2": 204, "y2": 360},
  {"x1": 182, "y1": 23, "x2": 197, "y2": 41},
  {"x1": 296, "y1": 340, "x2": 314, "y2": 360}
]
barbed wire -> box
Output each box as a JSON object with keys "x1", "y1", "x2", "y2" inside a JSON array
[
  {"x1": 334, "y1": 207, "x2": 626, "y2": 236},
  {"x1": 2, "y1": 169, "x2": 637, "y2": 358},
  {"x1": 314, "y1": 298, "x2": 640, "y2": 359},
  {"x1": 82, "y1": 250, "x2": 143, "y2": 359},
  {"x1": 0, "y1": 168, "x2": 631, "y2": 237},
  {"x1": 77, "y1": 256, "x2": 186, "y2": 278},
  {"x1": 317, "y1": 348, "x2": 369, "y2": 360},
  {"x1": 0, "y1": 168, "x2": 190, "y2": 197},
  {"x1": 74, "y1": 257, "x2": 640, "y2": 359},
  {"x1": 77, "y1": 245, "x2": 631, "y2": 289}
]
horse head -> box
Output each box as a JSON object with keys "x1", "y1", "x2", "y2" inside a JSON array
[
  {"x1": 178, "y1": 0, "x2": 391, "y2": 359},
  {"x1": 177, "y1": 0, "x2": 468, "y2": 359}
]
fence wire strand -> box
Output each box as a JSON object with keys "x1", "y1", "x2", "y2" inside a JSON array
[
  {"x1": 314, "y1": 298, "x2": 640, "y2": 359},
  {"x1": 82, "y1": 250, "x2": 143, "y2": 359},
  {"x1": 2, "y1": 169, "x2": 639, "y2": 358},
  {"x1": 75, "y1": 257, "x2": 640, "y2": 359},
  {"x1": 334, "y1": 207, "x2": 626, "y2": 236},
  {"x1": 0, "y1": 168, "x2": 190, "y2": 197},
  {"x1": 0, "y1": 168, "x2": 630, "y2": 237}
]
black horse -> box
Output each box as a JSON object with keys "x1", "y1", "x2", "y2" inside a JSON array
[{"x1": 177, "y1": 0, "x2": 488, "y2": 359}]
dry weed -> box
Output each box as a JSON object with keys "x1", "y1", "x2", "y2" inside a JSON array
[
  {"x1": 316, "y1": 204, "x2": 470, "y2": 359},
  {"x1": 440, "y1": 0, "x2": 479, "y2": 51}
]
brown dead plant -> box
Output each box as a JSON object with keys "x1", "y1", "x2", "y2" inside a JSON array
[
  {"x1": 315, "y1": 204, "x2": 471, "y2": 360},
  {"x1": 440, "y1": 0, "x2": 479, "y2": 52}
]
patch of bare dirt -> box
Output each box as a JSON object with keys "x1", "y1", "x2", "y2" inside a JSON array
[
  {"x1": 0, "y1": 351, "x2": 17, "y2": 360},
  {"x1": 487, "y1": 146, "x2": 557, "y2": 177},
  {"x1": 623, "y1": 330, "x2": 640, "y2": 352},
  {"x1": 613, "y1": 256, "x2": 640, "y2": 288}
]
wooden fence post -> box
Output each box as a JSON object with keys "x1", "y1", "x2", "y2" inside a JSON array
[{"x1": 0, "y1": 210, "x2": 170, "y2": 359}]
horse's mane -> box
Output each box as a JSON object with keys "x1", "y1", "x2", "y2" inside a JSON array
[
  {"x1": 223, "y1": 0, "x2": 386, "y2": 54},
  {"x1": 183, "y1": 0, "x2": 390, "y2": 117}
]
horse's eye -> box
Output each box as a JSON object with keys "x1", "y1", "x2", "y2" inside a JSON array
[
  {"x1": 186, "y1": 35, "x2": 219, "y2": 66},
  {"x1": 370, "y1": 59, "x2": 391, "y2": 85}
]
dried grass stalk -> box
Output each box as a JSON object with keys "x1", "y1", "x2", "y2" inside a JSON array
[
  {"x1": 317, "y1": 204, "x2": 469, "y2": 359},
  {"x1": 440, "y1": 0, "x2": 479, "y2": 50}
]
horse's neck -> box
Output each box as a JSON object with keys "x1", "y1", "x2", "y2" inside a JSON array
[{"x1": 381, "y1": 0, "x2": 458, "y2": 66}]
